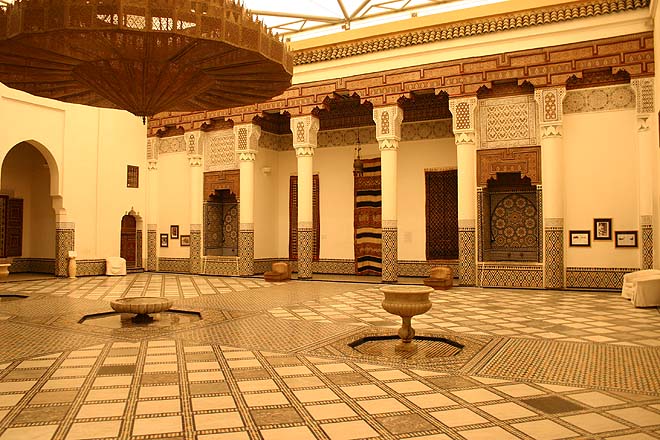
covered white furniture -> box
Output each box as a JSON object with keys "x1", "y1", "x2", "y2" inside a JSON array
[
  {"x1": 106, "y1": 257, "x2": 127, "y2": 276},
  {"x1": 621, "y1": 269, "x2": 660, "y2": 307}
]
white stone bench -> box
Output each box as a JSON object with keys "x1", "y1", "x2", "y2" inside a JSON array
[
  {"x1": 622, "y1": 269, "x2": 660, "y2": 307},
  {"x1": 106, "y1": 257, "x2": 127, "y2": 276}
]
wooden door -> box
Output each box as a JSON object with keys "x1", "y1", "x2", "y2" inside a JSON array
[
  {"x1": 120, "y1": 215, "x2": 136, "y2": 268},
  {"x1": 5, "y1": 198, "x2": 22, "y2": 257}
]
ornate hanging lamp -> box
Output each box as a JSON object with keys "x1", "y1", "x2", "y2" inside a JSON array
[
  {"x1": 0, "y1": 0, "x2": 293, "y2": 118},
  {"x1": 353, "y1": 131, "x2": 363, "y2": 177}
]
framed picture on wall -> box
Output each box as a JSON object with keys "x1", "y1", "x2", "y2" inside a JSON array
[
  {"x1": 569, "y1": 230, "x2": 590, "y2": 247},
  {"x1": 160, "y1": 233, "x2": 168, "y2": 247},
  {"x1": 615, "y1": 231, "x2": 638, "y2": 248},
  {"x1": 593, "y1": 218, "x2": 612, "y2": 240},
  {"x1": 180, "y1": 235, "x2": 190, "y2": 246},
  {"x1": 170, "y1": 225, "x2": 179, "y2": 239}
]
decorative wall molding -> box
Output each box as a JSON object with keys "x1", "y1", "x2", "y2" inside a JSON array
[
  {"x1": 157, "y1": 258, "x2": 191, "y2": 273},
  {"x1": 148, "y1": 33, "x2": 653, "y2": 129},
  {"x1": 563, "y1": 84, "x2": 636, "y2": 113},
  {"x1": 158, "y1": 136, "x2": 186, "y2": 154},
  {"x1": 204, "y1": 129, "x2": 237, "y2": 172},
  {"x1": 631, "y1": 77, "x2": 654, "y2": 114},
  {"x1": 566, "y1": 267, "x2": 639, "y2": 290},
  {"x1": 9, "y1": 258, "x2": 55, "y2": 274},
  {"x1": 477, "y1": 263, "x2": 544, "y2": 288},
  {"x1": 317, "y1": 127, "x2": 377, "y2": 148},
  {"x1": 477, "y1": 146, "x2": 541, "y2": 187},
  {"x1": 259, "y1": 132, "x2": 292, "y2": 151},
  {"x1": 202, "y1": 256, "x2": 240, "y2": 276},
  {"x1": 293, "y1": 0, "x2": 650, "y2": 66},
  {"x1": 479, "y1": 95, "x2": 537, "y2": 149}
]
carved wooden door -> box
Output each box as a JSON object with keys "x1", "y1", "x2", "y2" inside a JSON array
[
  {"x1": 120, "y1": 215, "x2": 136, "y2": 268},
  {"x1": 5, "y1": 198, "x2": 23, "y2": 257}
]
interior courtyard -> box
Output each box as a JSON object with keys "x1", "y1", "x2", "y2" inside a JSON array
[{"x1": 0, "y1": 0, "x2": 658, "y2": 438}]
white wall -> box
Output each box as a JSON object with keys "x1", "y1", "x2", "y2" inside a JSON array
[
  {"x1": 0, "y1": 85, "x2": 147, "y2": 261},
  {"x1": 157, "y1": 151, "x2": 190, "y2": 258},
  {"x1": 1, "y1": 142, "x2": 55, "y2": 258},
  {"x1": 254, "y1": 148, "x2": 280, "y2": 259},
  {"x1": 564, "y1": 109, "x2": 640, "y2": 268},
  {"x1": 398, "y1": 137, "x2": 457, "y2": 260}
]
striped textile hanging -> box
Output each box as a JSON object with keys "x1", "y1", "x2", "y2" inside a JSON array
[{"x1": 354, "y1": 158, "x2": 382, "y2": 275}]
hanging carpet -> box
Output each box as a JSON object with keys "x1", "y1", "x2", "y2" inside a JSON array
[{"x1": 354, "y1": 159, "x2": 382, "y2": 275}]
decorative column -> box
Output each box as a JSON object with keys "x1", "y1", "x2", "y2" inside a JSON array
[
  {"x1": 55, "y1": 220, "x2": 74, "y2": 277},
  {"x1": 146, "y1": 137, "x2": 159, "y2": 272},
  {"x1": 291, "y1": 115, "x2": 319, "y2": 279},
  {"x1": 449, "y1": 97, "x2": 478, "y2": 286},
  {"x1": 235, "y1": 123, "x2": 261, "y2": 276},
  {"x1": 632, "y1": 78, "x2": 655, "y2": 269},
  {"x1": 535, "y1": 87, "x2": 566, "y2": 289},
  {"x1": 187, "y1": 132, "x2": 203, "y2": 274},
  {"x1": 373, "y1": 106, "x2": 403, "y2": 283}
]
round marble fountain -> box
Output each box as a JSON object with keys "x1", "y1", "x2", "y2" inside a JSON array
[
  {"x1": 380, "y1": 285, "x2": 433, "y2": 349},
  {"x1": 110, "y1": 297, "x2": 173, "y2": 323}
]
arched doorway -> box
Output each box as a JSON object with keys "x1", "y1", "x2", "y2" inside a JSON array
[
  {"x1": 0, "y1": 141, "x2": 56, "y2": 273},
  {"x1": 120, "y1": 213, "x2": 137, "y2": 268}
]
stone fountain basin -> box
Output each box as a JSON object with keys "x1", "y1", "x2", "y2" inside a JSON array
[
  {"x1": 380, "y1": 285, "x2": 433, "y2": 317},
  {"x1": 110, "y1": 297, "x2": 173, "y2": 315}
]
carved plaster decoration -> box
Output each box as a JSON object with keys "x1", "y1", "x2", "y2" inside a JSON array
[
  {"x1": 632, "y1": 77, "x2": 654, "y2": 114},
  {"x1": 158, "y1": 136, "x2": 186, "y2": 154},
  {"x1": 401, "y1": 120, "x2": 453, "y2": 141},
  {"x1": 147, "y1": 159, "x2": 158, "y2": 171},
  {"x1": 186, "y1": 131, "x2": 203, "y2": 156},
  {"x1": 373, "y1": 106, "x2": 403, "y2": 142},
  {"x1": 290, "y1": 115, "x2": 320, "y2": 157},
  {"x1": 563, "y1": 85, "x2": 636, "y2": 114},
  {"x1": 540, "y1": 125, "x2": 562, "y2": 139},
  {"x1": 479, "y1": 95, "x2": 537, "y2": 149},
  {"x1": 204, "y1": 129, "x2": 237, "y2": 172},
  {"x1": 534, "y1": 87, "x2": 566, "y2": 126},
  {"x1": 188, "y1": 155, "x2": 203, "y2": 167},
  {"x1": 146, "y1": 137, "x2": 158, "y2": 161},
  {"x1": 233, "y1": 123, "x2": 261, "y2": 158},
  {"x1": 259, "y1": 132, "x2": 293, "y2": 151},
  {"x1": 238, "y1": 152, "x2": 256, "y2": 161},
  {"x1": 449, "y1": 97, "x2": 477, "y2": 147},
  {"x1": 477, "y1": 146, "x2": 541, "y2": 187}
]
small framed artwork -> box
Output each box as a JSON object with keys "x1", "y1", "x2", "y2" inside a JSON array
[
  {"x1": 593, "y1": 218, "x2": 612, "y2": 240},
  {"x1": 180, "y1": 235, "x2": 190, "y2": 247},
  {"x1": 160, "y1": 233, "x2": 168, "y2": 247},
  {"x1": 170, "y1": 225, "x2": 179, "y2": 239},
  {"x1": 569, "y1": 230, "x2": 590, "y2": 247},
  {"x1": 615, "y1": 231, "x2": 638, "y2": 248}
]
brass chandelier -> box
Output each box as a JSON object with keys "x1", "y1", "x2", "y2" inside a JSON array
[{"x1": 0, "y1": 0, "x2": 293, "y2": 118}]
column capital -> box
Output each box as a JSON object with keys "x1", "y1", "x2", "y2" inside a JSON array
[
  {"x1": 631, "y1": 77, "x2": 654, "y2": 115},
  {"x1": 637, "y1": 115, "x2": 651, "y2": 132},
  {"x1": 449, "y1": 97, "x2": 477, "y2": 147},
  {"x1": 146, "y1": 137, "x2": 159, "y2": 162},
  {"x1": 147, "y1": 159, "x2": 158, "y2": 170},
  {"x1": 234, "y1": 123, "x2": 261, "y2": 157},
  {"x1": 238, "y1": 151, "x2": 257, "y2": 161},
  {"x1": 534, "y1": 87, "x2": 566, "y2": 126},
  {"x1": 373, "y1": 105, "x2": 403, "y2": 143},
  {"x1": 291, "y1": 115, "x2": 319, "y2": 157},
  {"x1": 188, "y1": 155, "x2": 203, "y2": 167},
  {"x1": 540, "y1": 124, "x2": 563, "y2": 139},
  {"x1": 186, "y1": 131, "x2": 203, "y2": 156}
]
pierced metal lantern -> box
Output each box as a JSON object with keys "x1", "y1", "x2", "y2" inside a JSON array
[{"x1": 0, "y1": 0, "x2": 293, "y2": 117}]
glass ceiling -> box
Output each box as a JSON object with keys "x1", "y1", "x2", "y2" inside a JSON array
[{"x1": 0, "y1": 0, "x2": 508, "y2": 41}]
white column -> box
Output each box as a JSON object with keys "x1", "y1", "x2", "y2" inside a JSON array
[
  {"x1": 535, "y1": 87, "x2": 566, "y2": 289},
  {"x1": 449, "y1": 97, "x2": 478, "y2": 286},
  {"x1": 632, "y1": 78, "x2": 656, "y2": 269},
  {"x1": 187, "y1": 131, "x2": 203, "y2": 274},
  {"x1": 234, "y1": 123, "x2": 261, "y2": 276},
  {"x1": 291, "y1": 115, "x2": 319, "y2": 279},
  {"x1": 373, "y1": 106, "x2": 403, "y2": 283},
  {"x1": 146, "y1": 137, "x2": 159, "y2": 272}
]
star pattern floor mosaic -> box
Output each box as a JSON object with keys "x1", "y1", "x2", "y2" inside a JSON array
[{"x1": 0, "y1": 273, "x2": 657, "y2": 439}]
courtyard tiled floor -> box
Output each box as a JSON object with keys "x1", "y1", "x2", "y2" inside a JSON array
[{"x1": 0, "y1": 273, "x2": 658, "y2": 439}]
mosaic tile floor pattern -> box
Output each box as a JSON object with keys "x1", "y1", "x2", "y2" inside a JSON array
[{"x1": 0, "y1": 274, "x2": 656, "y2": 439}]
